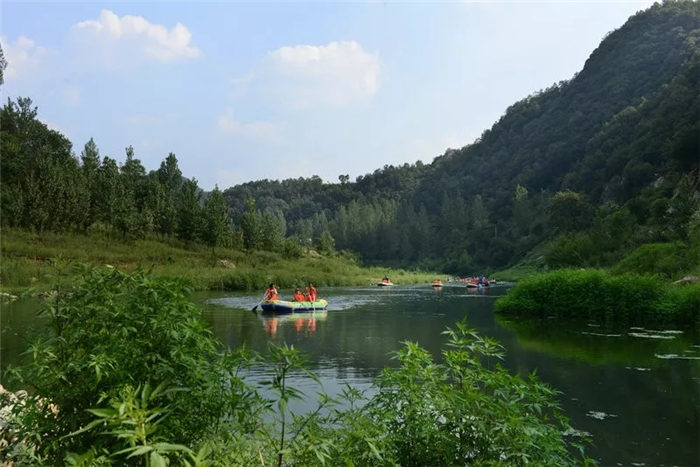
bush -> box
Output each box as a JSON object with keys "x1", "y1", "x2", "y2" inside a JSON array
[
  {"x1": 544, "y1": 233, "x2": 595, "y2": 269},
  {"x1": 281, "y1": 236, "x2": 304, "y2": 259},
  {"x1": 612, "y1": 242, "x2": 698, "y2": 279},
  {"x1": 495, "y1": 268, "x2": 699, "y2": 327},
  {"x1": 3, "y1": 267, "x2": 259, "y2": 464}
]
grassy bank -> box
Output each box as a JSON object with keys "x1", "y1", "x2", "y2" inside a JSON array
[
  {"x1": 0, "y1": 229, "x2": 440, "y2": 294},
  {"x1": 494, "y1": 269, "x2": 700, "y2": 328}
]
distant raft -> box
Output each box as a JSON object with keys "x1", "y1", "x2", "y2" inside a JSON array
[
  {"x1": 377, "y1": 282, "x2": 394, "y2": 287},
  {"x1": 260, "y1": 299, "x2": 328, "y2": 314}
]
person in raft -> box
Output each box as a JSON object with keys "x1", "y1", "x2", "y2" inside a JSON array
[
  {"x1": 293, "y1": 288, "x2": 305, "y2": 302},
  {"x1": 382, "y1": 276, "x2": 390, "y2": 283},
  {"x1": 306, "y1": 283, "x2": 317, "y2": 302},
  {"x1": 265, "y1": 283, "x2": 279, "y2": 301}
]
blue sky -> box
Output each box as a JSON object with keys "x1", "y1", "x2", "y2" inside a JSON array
[{"x1": 2, "y1": 1, "x2": 654, "y2": 190}]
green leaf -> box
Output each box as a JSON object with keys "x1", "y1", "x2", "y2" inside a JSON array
[{"x1": 150, "y1": 451, "x2": 167, "y2": 467}]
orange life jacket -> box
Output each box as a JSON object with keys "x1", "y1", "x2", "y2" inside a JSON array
[
  {"x1": 266, "y1": 288, "x2": 278, "y2": 301},
  {"x1": 307, "y1": 286, "x2": 317, "y2": 301},
  {"x1": 293, "y1": 292, "x2": 305, "y2": 302}
]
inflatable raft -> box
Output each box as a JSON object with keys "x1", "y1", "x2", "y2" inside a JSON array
[
  {"x1": 260, "y1": 299, "x2": 328, "y2": 314},
  {"x1": 377, "y1": 282, "x2": 394, "y2": 287}
]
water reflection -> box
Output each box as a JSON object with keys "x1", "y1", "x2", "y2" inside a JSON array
[{"x1": 260, "y1": 312, "x2": 328, "y2": 338}]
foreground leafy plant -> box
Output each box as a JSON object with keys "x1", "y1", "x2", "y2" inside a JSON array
[
  {"x1": 4, "y1": 268, "x2": 595, "y2": 466},
  {"x1": 3, "y1": 266, "x2": 261, "y2": 464}
]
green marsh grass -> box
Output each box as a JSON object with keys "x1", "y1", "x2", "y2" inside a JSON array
[
  {"x1": 0, "y1": 228, "x2": 440, "y2": 293},
  {"x1": 495, "y1": 269, "x2": 700, "y2": 328}
]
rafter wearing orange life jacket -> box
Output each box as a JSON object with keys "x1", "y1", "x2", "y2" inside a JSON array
[
  {"x1": 265, "y1": 284, "x2": 278, "y2": 301},
  {"x1": 306, "y1": 283, "x2": 317, "y2": 302}
]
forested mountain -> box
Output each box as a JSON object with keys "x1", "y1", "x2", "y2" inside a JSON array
[
  {"x1": 2, "y1": 1, "x2": 698, "y2": 275},
  {"x1": 223, "y1": 0, "x2": 700, "y2": 272}
]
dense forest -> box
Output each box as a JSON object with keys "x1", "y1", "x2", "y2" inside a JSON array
[{"x1": 2, "y1": 1, "x2": 699, "y2": 275}]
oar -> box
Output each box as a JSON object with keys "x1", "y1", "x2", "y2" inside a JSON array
[{"x1": 251, "y1": 292, "x2": 268, "y2": 313}]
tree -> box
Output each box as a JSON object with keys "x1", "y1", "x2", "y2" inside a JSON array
[
  {"x1": 177, "y1": 178, "x2": 203, "y2": 245},
  {"x1": 471, "y1": 195, "x2": 489, "y2": 230},
  {"x1": 260, "y1": 208, "x2": 286, "y2": 251},
  {"x1": 0, "y1": 43, "x2": 6, "y2": 86},
  {"x1": 94, "y1": 157, "x2": 120, "y2": 230},
  {"x1": 241, "y1": 198, "x2": 263, "y2": 251},
  {"x1": 158, "y1": 153, "x2": 183, "y2": 192},
  {"x1": 316, "y1": 230, "x2": 336, "y2": 254},
  {"x1": 202, "y1": 186, "x2": 231, "y2": 252},
  {"x1": 548, "y1": 190, "x2": 594, "y2": 233},
  {"x1": 513, "y1": 184, "x2": 532, "y2": 235},
  {"x1": 80, "y1": 138, "x2": 101, "y2": 231}
]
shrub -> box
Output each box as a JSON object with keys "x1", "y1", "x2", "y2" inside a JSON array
[
  {"x1": 612, "y1": 242, "x2": 697, "y2": 279},
  {"x1": 3, "y1": 267, "x2": 259, "y2": 464},
  {"x1": 495, "y1": 268, "x2": 698, "y2": 327}
]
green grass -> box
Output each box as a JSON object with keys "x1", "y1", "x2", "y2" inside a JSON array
[
  {"x1": 0, "y1": 228, "x2": 441, "y2": 293},
  {"x1": 494, "y1": 268, "x2": 700, "y2": 328}
]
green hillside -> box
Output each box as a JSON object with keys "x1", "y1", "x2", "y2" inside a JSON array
[
  {"x1": 223, "y1": 1, "x2": 700, "y2": 274},
  {"x1": 1, "y1": 1, "x2": 698, "y2": 278}
]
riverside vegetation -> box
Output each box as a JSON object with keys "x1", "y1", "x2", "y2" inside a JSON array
[
  {"x1": 495, "y1": 269, "x2": 700, "y2": 328},
  {"x1": 0, "y1": 228, "x2": 438, "y2": 295},
  {"x1": 1, "y1": 268, "x2": 595, "y2": 466}
]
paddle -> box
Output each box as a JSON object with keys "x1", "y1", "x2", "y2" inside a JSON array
[{"x1": 251, "y1": 291, "x2": 269, "y2": 313}]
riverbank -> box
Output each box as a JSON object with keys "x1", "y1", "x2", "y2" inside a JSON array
[
  {"x1": 494, "y1": 269, "x2": 700, "y2": 328},
  {"x1": 0, "y1": 229, "x2": 440, "y2": 294}
]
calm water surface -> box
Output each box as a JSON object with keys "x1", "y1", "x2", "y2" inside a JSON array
[{"x1": 2, "y1": 284, "x2": 699, "y2": 466}]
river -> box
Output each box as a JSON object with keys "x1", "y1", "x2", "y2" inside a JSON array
[{"x1": 2, "y1": 284, "x2": 699, "y2": 466}]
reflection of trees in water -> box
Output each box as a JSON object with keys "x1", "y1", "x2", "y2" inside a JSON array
[
  {"x1": 496, "y1": 316, "x2": 696, "y2": 367},
  {"x1": 497, "y1": 316, "x2": 700, "y2": 466}
]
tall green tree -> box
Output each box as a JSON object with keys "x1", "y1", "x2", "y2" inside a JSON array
[
  {"x1": 241, "y1": 198, "x2": 263, "y2": 251},
  {"x1": 157, "y1": 152, "x2": 183, "y2": 192},
  {"x1": 79, "y1": 138, "x2": 101, "y2": 231},
  {"x1": 202, "y1": 186, "x2": 231, "y2": 252},
  {"x1": 261, "y1": 208, "x2": 286, "y2": 251},
  {"x1": 0, "y1": 42, "x2": 6, "y2": 86},
  {"x1": 94, "y1": 157, "x2": 120, "y2": 230},
  {"x1": 177, "y1": 178, "x2": 203, "y2": 245},
  {"x1": 548, "y1": 190, "x2": 594, "y2": 233}
]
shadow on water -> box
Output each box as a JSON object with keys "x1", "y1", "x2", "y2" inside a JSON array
[{"x1": 2, "y1": 283, "x2": 699, "y2": 466}]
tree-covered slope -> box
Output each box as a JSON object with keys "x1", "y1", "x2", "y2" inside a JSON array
[{"x1": 222, "y1": 1, "x2": 700, "y2": 273}]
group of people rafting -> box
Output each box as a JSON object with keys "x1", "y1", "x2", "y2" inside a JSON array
[
  {"x1": 456, "y1": 275, "x2": 492, "y2": 286},
  {"x1": 265, "y1": 282, "x2": 318, "y2": 303}
]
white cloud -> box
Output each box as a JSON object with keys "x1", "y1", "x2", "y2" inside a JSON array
[
  {"x1": 237, "y1": 41, "x2": 382, "y2": 108},
  {"x1": 218, "y1": 108, "x2": 286, "y2": 141},
  {"x1": 2, "y1": 35, "x2": 52, "y2": 81},
  {"x1": 63, "y1": 85, "x2": 81, "y2": 106},
  {"x1": 72, "y1": 10, "x2": 201, "y2": 66}
]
